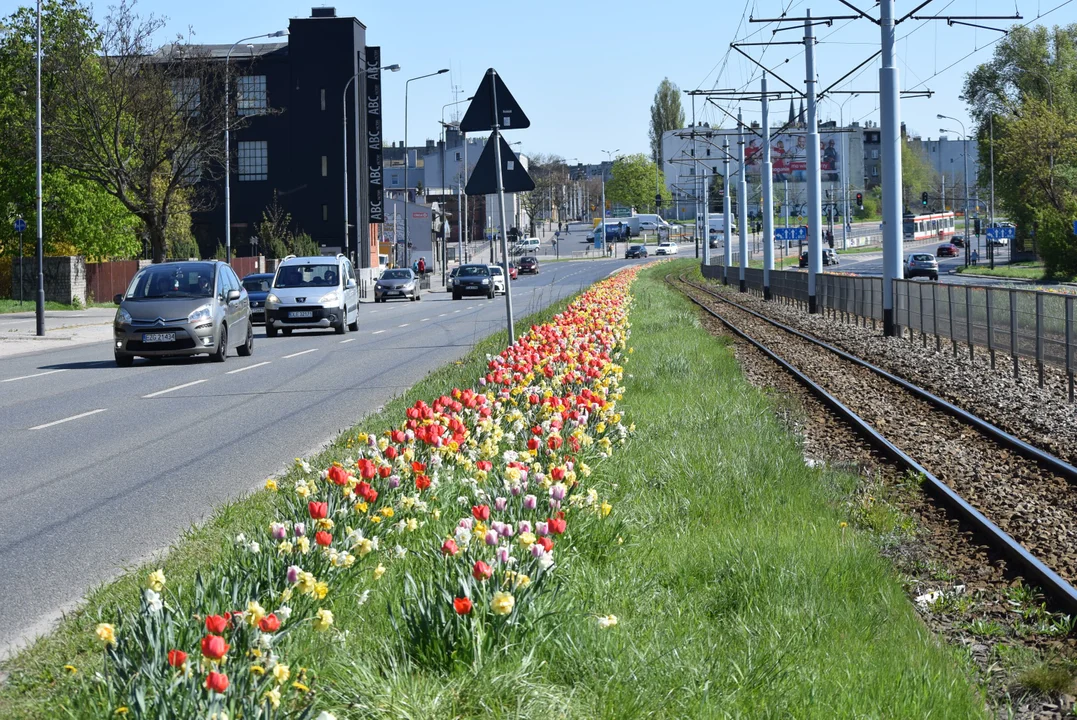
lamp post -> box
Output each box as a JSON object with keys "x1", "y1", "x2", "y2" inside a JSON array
[
  {"x1": 601, "y1": 149, "x2": 618, "y2": 255},
  {"x1": 34, "y1": 0, "x2": 43, "y2": 335},
  {"x1": 837, "y1": 93, "x2": 858, "y2": 251},
  {"x1": 224, "y1": 30, "x2": 287, "y2": 263},
  {"x1": 938, "y1": 114, "x2": 970, "y2": 268},
  {"x1": 343, "y1": 63, "x2": 399, "y2": 266},
  {"x1": 439, "y1": 96, "x2": 470, "y2": 283},
  {"x1": 403, "y1": 68, "x2": 449, "y2": 269}
]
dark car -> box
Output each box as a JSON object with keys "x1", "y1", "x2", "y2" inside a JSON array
[
  {"x1": 518, "y1": 256, "x2": 539, "y2": 274},
  {"x1": 625, "y1": 245, "x2": 648, "y2": 259},
  {"x1": 936, "y1": 243, "x2": 959, "y2": 258},
  {"x1": 241, "y1": 273, "x2": 273, "y2": 324},
  {"x1": 375, "y1": 268, "x2": 420, "y2": 302},
  {"x1": 798, "y1": 249, "x2": 839, "y2": 268},
  {"x1": 951, "y1": 235, "x2": 965, "y2": 248},
  {"x1": 453, "y1": 264, "x2": 496, "y2": 300}
]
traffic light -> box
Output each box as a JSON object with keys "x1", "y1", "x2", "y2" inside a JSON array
[
  {"x1": 655, "y1": 193, "x2": 662, "y2": 208},
  {"x1": 973, "y1": 217, "x2": 981, "y2": 236},
  {"x1": 921, "y1": 191, "x2": 929, "y2": 208},
  {"x1": 856, "y1": 192, "x2": 863, "y2": 209}
]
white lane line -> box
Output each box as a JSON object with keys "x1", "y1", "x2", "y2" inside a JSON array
[
  {"x1": 227, "y1": 361, "x2": 272, "y2": 375},
  {"x1": 438, "y1": 313, "x2": 447, "y2": 317},
  {"x1": 420, "y1": 318, "x2": 429, "y2": 322},
  {"x1": 339, "y1": 338, "x2": 357, "y2": 344},
  {"x1": 30, "y1": 408, "x2": 107, "y2": 430},
  {"x1": 453, "y1": 310, "x2": 461, "y2": 313},
  {"x1": 398, "y1": 323, "x2": 409, "y2": 328},
  {"x1": 282, "y1": 348, "x2": 318, "y2": 359},
  {"x1": 372, "y1": 330, "x2": 385, "y2": 335},
  {"x1": 2, "y1": 369, "x2": 68, "y2": 383},
  {"x1": 142, "y1": 379, "x2": 208, "y2": 398}
]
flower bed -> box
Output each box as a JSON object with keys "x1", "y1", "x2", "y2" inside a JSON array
[{"x1": 71, "y1": 267, "x2": 640, "y2": 717}]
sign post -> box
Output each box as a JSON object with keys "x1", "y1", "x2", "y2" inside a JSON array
[
  {"x1": 14, "y1": 216, "x2": 26, "y2": 304},
  {"x1": 462, "y1": 68, "x2": 534, "y2": 344}
]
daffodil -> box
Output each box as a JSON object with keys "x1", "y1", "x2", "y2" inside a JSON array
[
  {"x1": 95, "y1": 623, "x2": 115, "y2": 647},
  {"x1": 373, "y1": 564, "x2": 386, "y2": 580},
  {"x1": 273, "y1": 663, "x2": 290, "y2": 684},
  {"x1": 264, "y1": 478, "x2": 278, "y2": 492},
  {"x1": 145, "y1": 569, "x2": 166, "y2": 592},
  {"x1": 313, "y1": 608, "x2": 334, "y2": 631},
  {"x1": 264, "y1": 686, "x2": 282, "y2": 709},
  {"x1": 491, "y1": 591, "x2": 515, "y2": 615}
]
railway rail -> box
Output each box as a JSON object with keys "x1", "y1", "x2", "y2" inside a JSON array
[{"x1": 670, "y1": 273, "x2": 1077, "y2": 615}]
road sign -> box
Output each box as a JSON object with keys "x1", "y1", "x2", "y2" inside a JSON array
[
  {"x1": 1072, "y1": 220, "x2": 1077, "y2": 235},
  {"x1": 460, "y1": 68, "x2": 530, "y2": 132},
  {"x1": 465, "y1": 135, "x2": 535, "y2": 196},
  {"x1": 13, "y1": 218, "x2": 26, "y2": 233},
  {"x1": 986, "y1": 227, "x2": 1015, "y2": 240},
  {"x1": 555, "y1": 231, "x2": 560, "y2": 238},
  {"x1": 774, "y1": 227, "x2": 807, "y2": 242}
]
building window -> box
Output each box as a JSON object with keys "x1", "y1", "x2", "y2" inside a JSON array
[
  {"x1": 871, "y1": 149, "x2": 879, "y2": 159},
  {"x1": 170, "y1": 78, "x2": 200, "y2": 116},
  {"x1": 236, "y1": 75, "x2": 267, "y2": 116},
  {"x1": 871, "y1": 165, "x2": 878, "y2": 177},
  {"x1": 706, "y1": 148, "x2": 711, "y2": 156},
  {"x1": 322, "y1": 204, "x2": 328, "y2": 221},
  {"x1": 689, "y1": 167, "x2": 695, "y2": 175},
  {"x1": 320, "y1": 89, "x2": 326, "y2": 111},
  {"x1": 391, "y1": 175, "x2": 399, "y2": 186},
  {"x1": 321, "y1": 156, "x2": 328, "y2": 176},
  {"x1": 237, "y1": 141, "x2": 268, "y2": 181},
  {"x1": 455, "y1": 152, "x2": 462, "y2": 161}
]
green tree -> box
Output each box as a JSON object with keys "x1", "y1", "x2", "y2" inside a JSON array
[
  {"x1": 257, "y1": 192, "x2": 317, "y2": 258},
  {"x1": 649, "y1": 78, "x2": 685, "y2": 165},
  {"x1": 901, "y1": 141, "x2": 938, "y2": 213},
  {"x1": 605, "y1": 154, "x2": 671, "y2": 213}
]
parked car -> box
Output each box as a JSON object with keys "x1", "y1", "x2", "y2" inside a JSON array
[
  {"x1": 905, "y1": 252, "x2": 939, "y2": 281},
  {"x1": 798, "y1": 249, "x2": 840, "y2": 267},
  {"x1": 517, "y1": 256, "x2": 539, "y2": 274},
  {"x1": 453, "y1": 264, "x2": 496, "y2": 300},
  {"x1": 507, "y1": 262, "x2": 519, "y2": 280},
  {"x1": 241, "y1": 272, "x2": 273, "y2": 324},
  {"x1": 936, "y1": 243, "x2": 959, "y2": 258},
  {"x1": 951, "y1": 235, "x2": 965, "y2": 248},
  {"x1": 264, "y1": 254, "x2": 360, "y2": 337},
  {"x1": 113, "y1": 260, "x2": 253, "y2": 367},
  {"x1": 625, "y1": 245, "x2": 648, "y2": 259},
  {"x1": 655, "y1": 242, "x2": 679, "y2": 256},
  {"x1": 515, "y1": 237, "x2": 540, "y2": 252},
  {"x1": 375, "y1": 268, "x2": 420, "y2": 303},
  {"x1": 488, "y1": 265, "x2": 506, "y2": 295}
]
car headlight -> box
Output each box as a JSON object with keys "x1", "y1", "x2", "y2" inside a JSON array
[
  {"x1": 115, "y1": 307, "x2": 132, "y2": 325},
  {"x1": 319, "y1": 290, "x2": 340, "y2": 305},
  {"x1": 265, "y1": 293, "x2": 281, "y2": 309},
  {"x1": 481, "y1": 278, "x2": 490, "y2": 284},
  {"x1": 402, "y1": 281, "x2": 415, "y2": 289},
  {"x1": 187, "y1": 304, "x2": 212, "y2": 324}
]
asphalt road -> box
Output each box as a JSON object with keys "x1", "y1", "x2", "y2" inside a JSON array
[{"x1": 0, "y1": 256, "x2": 648, "y2": 657}]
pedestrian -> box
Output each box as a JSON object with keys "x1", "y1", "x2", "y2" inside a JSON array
[
  {"x1": 971, "y1": 249, "x2": 979, "y2": 265},
  {"x1": 417, "y1": 257, "x2": 426, "y2": 275}
]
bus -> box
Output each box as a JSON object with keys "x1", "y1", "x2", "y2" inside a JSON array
[{"x1": 902, "y1": 211, "x2": 956, "y2": 242}]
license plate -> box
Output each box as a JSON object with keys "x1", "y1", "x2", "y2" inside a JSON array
[
  {"x1": 465, "y1": 285, "x2": 478, "y2": 290},
  {"x1": 288, "y1": 310, "x2": 313, "y2": 319},
  {"x1": 143, "y1": 332, "x2": 175, "y2": 343}
]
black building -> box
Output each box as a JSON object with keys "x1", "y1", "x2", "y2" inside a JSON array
[{"x1": 191, "y1": 7, "x2": 377, "y2": 269}]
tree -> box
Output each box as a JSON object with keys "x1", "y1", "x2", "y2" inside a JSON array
[
  {"x1": 605, "y1": 154, "x2": 671, "y2": 213},
  {"x1": 649, "y1": 78, "x2": 684, "y2": 166},
  {"x1": 43, "y1": 1, "x2": 231, "y2": 263},
  {"x1": 257, "y1": 191, "x2": 318, "y2": 258},
  {"x1": 517, "y1": 153, "x2": 566, "y2": 236},
  {"x1": 901, "y1": 141, "x2": 938, "y2": 213}
]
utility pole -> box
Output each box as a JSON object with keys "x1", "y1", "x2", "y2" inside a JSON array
[
  {"x1": 35, "y1": 0, "x2": 44, "y2": 336},
  {"x1": 702, "y1": 168, "x2": 710, "y2": 266},
  {"x1": 761, "y1": 75, "x2": 774, "y2": 299},
  {"x1": 723, "y1": 135, "x2": 732, "y2": 284},
  {"x1": 989, "y1": 114, "x2": 996, "y2": 269},
  {"x1": 805, "y1": 10, "x2": 823, "y2": 313},
  {"x1": 879, "y1": 0, "x2": 903, "y2": 335},
  {"x1": 737, "y1": 109, "x2": 748, "y2": 292}
]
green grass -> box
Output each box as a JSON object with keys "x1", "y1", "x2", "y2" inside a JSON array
[
  {"x1": 0, "y1": 298, "x2": 113, "y2": 313},
  {"x1": 0, "y1": 261, "x2": 987, "y2": 718},
  {"x1": 956, "y1": 261, "x2": 1077, "y2": 283}
]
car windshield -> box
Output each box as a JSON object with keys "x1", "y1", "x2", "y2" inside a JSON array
[
  {"x1": 242, "y1": 277, "x2": 271, "y2": 293},
  {"x1": 126, "y1": 263, "x2": 215, "y2": 300},
  {"x1": 274, "y1": 264, "x2": 339, "y2": 288},
  {"x1": 382, "y1": 270, "x2": 412, "y2": 280},
  {"x1": 522, "y1": 256, "x2": 536, "y2": 262},
  {"x1": 459, "y1": 265, "x2": 490, "y2": 277},
  {"x1": 631, "y1": 246, "x2": 643, "y2": 251},
  {"x1": 911, "y1": 254, "x2": 934, "y2": 262},
  {"x1": 490, "y1": 266, "x2": 503, "y2": 276}
]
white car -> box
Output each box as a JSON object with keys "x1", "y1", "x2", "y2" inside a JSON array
[
  {"x1": 655, "y1": 242, "x2": 679, "y2": 256},
  {"x1": 265, "y1": 254, "x2": 359, "y2": 337},
  {"x1": 488, "y1": 265, "x2": 507, "y2": 295}
]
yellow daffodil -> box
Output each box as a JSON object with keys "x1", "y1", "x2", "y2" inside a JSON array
[
  {"x1": 314, "y1": 581, "x2": 329, "y2": 600},
  {"x1": 518, "y1": 532, "x2": 536, "y2": 548},
  {"x1": 296, "y1": 536, "x2": 311, "y2": 554},
  {"x1": 63, "y1": 664, "x2": 77, "y2": 674},
  {"x1": 370, "y1": 515, "x2": 382, "y2": 524},
  {"x1": 355, "y1": 538, "x2": 373, "y2": 556},
  {"x1": 380, "y1": 507, "x2": 394, "y2": 518},
  {"x1": 313, "y1": 608, "x2": 334, "y2": 631},
  {"x1": 491, "y1": 591, "x2": 515, "y2": 615},
  {"x1": 373, "y1": 564, "x2": 386, "y2": 580},
  {"x1": 601, "y1": 501, "x2": 613, "y2": 517},
  {"x1": 264, "y1": 478, "x2": 278, "y2": 492},
  {"x1": 297, "y1": 571, "x2": 316, "y2": 596},
  {"x1": 145, "y1": 569, "x2": 166, "y2": 592},
  {"x1": 250, "y1": 664, "x2": 266, "y2": 676},
  {"x1": 273, "y1": 663, "x2": 290, "y2": 684},
  {"x1": 95, "y1": 623, "x2": 115, "y2": 647},
  {"x1": 316, "y1": 518, "x2": 334, "y2": 530},
  {"x1": 293, "y1": 681, "x2": 310, "y2": 693},
  {"x1": 246, "y1": 600, "x2": 266, "y2": 627},
  {"x1": 264, "y1": 686, "x2": 281, "y2": 710}
]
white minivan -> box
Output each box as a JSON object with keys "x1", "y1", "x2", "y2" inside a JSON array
[
  {"x1": 264, "y1": 254, "x2": 360, "y2": 337},
  {"x1": 516, "y1": 237, "x2": 540, "y2": 251}
]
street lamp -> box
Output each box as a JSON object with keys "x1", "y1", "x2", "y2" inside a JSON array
[
  {"x1": 343, "y1": 62, "x2": 399, "y2": 265},
  {"x1": 938, "y1": 114, "x2": 971, "y2": 267},
  {"x1": 224, "y1": 30, "x2": 287, "y2": 263},
  {"x1": 601, "y1": 149, "x2": 619, "y2": 252},
  {"x1": 403, "y1": 68, "x2": 449, "y2": 268},
  {"x1": 836, "y1": 93, "x2": 858, "y2": 250}
]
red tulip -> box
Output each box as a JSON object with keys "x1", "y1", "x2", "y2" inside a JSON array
[
  {"x1": 537, "y1": 536, "x2": 554, "y2": 552},
  {"x1": 551, "y1": 467, "x2": 566, "y2": 481},
  {"x1": 327, "y1": 465, "x2": 349, "y2": 486},
  {"x1": 204, "y1": 615, "x2": 228, "y2": 634},
  {"x1": 476, "y1": 460, "x2": 493, "y2": 472},
  {"x1": 453, "y1": 597, "x2": 473, "y2": 615},
  {"x1": 308, "y1": 501, "x2": 328, "y2": 519},
  {"x1": 527, "y1": 437, "x2": 540, "y2": 451},
  {"x1": 441, "y1": 539, "x2": 459, "y2": 556},
  {"x1": 378, "y1": 465, "x2": 392, "y2": 478},
  {"x1": 258, "y1": 613, "x2": 281, "y2": 633},
  {"x1": 385, "y1": 445, "x2": 398, "y2": 460},
  {"x1": 548, "y1": 517, "x2": 567, "y2": 535},
  {"x1": 315, "y1": 531, "x2": 333, "y2": 547},
  {"x1": 415, "y1": 474, "x2": 431, "y2": 491},
  {"x1": 167, "y1": 649, "x2": 187, "y2": 667},
  {"x1": 204, "y1": 670, "x2": 229, "y2": 693},
  {"x1": 200, "y1": 634, "x2": 229, "y2": 660},
  {"x1": 472, "y1": 561, "x2": 493, "y2": 581},
  {"x1": 471, "y1": 505, "x2": 490, "y2": 522},
  {"x1": 411, "y1": 461, "x2": 426, "y2": 473}
]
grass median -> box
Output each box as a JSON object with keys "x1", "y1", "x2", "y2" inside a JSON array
[{"x1": 0, "y1": 260, "x2": 984, "y2": 718}]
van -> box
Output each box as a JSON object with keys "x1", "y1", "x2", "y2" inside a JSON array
[
  {"x1": 515, "y1": 237, "x2": 540, "y2": 251},
  {"x1": 265, "y1": 254, "x2": 359, "y2": 337}
]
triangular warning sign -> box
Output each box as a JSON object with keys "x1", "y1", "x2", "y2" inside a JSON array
[
  {"x1": 465, "y1": 135, "x2": 535, "y2": 196},
  {"x1": 459, "y1": 68, "x2": 530, "y2": 132}
]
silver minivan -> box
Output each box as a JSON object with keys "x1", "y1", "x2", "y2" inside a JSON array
[{"x1": 113, "y1": 261, "x2": 253, "y2": 366}]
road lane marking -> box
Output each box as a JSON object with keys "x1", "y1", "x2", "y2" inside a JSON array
[
  {"x1": 420, "y1": 318, "x2": 429, "y2": 322},
  {"x1": 30, "y1": 408, "x2": 107, "y2": 430},
  {"x1": 142, "y1": 379, "x2": 208, "y2": 398},
  {"x1": 398, "y1": 323, "x2": 409, "y2": 328},
  {"x1": 453, "y1": 310, "x2": 461, "y2": 313},
  {"x1": 226, "y1": 361, "x2": 271, "y2": 375},
  {"x1": 282, "y1": 348, "x2": 318, "y2": 359},
  {"x1": 372, "y1": 330, "x2": 385, "y2": 335},
  {"x1": 339, "y1": 338, "x2": 356, "y2": 344},
  {"x1": 2, "y1": 369, "x2": 68, "y2": 383},
  {"x1": 438, "y1": 313, "x2": 446, "y2": 317}
]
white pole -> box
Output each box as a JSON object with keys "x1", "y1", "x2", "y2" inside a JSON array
[
  {"x1": 723, "y1": 136, "x2": 732, "y2": 284},
  {"x1": 840, "y1": 106, "x2": 849, "y2": 251},
  {"x1": 462, "y1": 132, "x2": 469, "y2": 261},
  {"x1": 805, "y1": 10, "x2": 823, "y2": 313},
  {"x1": 702, "y1": 168, "x2": 710, "y2": 265},
  {"x1": 879, "y1": 0, "x2": 903, "y2": 335},
  {"x1": 492, "y1": 130, "x2": 515, "y2": 342},
  {"x1": 737, "y1": 109, "x2": 748, "y2": 291},
  {"x1": 761, "y1": 76, "x2": 774, "y2": 298},
  {"x1": 35, "y1": 0, "x2": 44, "y2": 336},
  {"x1": 342, "y1": 75, "x2": 356, "y2": 258}
]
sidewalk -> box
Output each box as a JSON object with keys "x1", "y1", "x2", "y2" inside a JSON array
[{"x1": 0, "y1": 308, "x2": 115, "y2": 359}]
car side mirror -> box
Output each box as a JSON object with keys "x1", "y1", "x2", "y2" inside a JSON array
[
  {"x1": 113, "y1": 294, "x2": 124, "y2": 305},
  {"x1": 227, "y1": 289, "x2": 241, "y2": 302},
  {"x1": 347, "y1": 279, "x2": 357, "y2": 289}
]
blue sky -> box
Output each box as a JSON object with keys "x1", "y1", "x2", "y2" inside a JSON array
[{"x1": 8, "y1": 0, "x2": 1076, "y2": 162}]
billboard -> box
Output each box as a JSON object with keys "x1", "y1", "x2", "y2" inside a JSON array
[
  {"x1": 365, "y1": 46, "x2": 384, "y2": 224},
  {"x1": 743, "y1": 131, "x2": 843, "y2": 184}
]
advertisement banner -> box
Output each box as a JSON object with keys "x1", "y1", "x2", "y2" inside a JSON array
[
  {"x1": 744, "y1": 130, "x2": 843, "y2": 183},
  {"x1": 365, "y1": 46, "x2": 384, "y2": 223}
]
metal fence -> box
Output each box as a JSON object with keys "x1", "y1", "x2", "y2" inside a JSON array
[{"x1": 701, "y1": 263, "x2": 1076, "y2": 398}]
